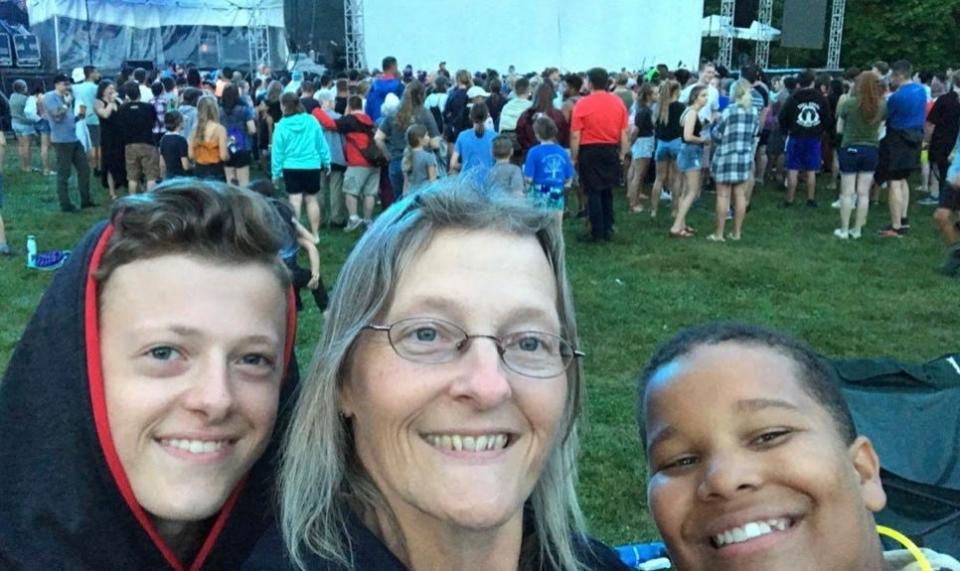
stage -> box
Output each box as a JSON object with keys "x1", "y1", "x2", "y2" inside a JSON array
[{"x1": 362, "y1": 0, "x2": 705, "y2": 73}]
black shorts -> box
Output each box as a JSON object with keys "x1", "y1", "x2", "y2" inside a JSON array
[
  {"x1": 194, "y1": 162, "x2": 226, "y2": 182},
  {"x1": 940, "y1": 184, "x2": 960, "y2": 211},
  {"x1": 225, "y1": 150, "x2": 253, "y2": 168},
  {"x1": 283, "y1": 168, "x2": 321, "y2": 195},
  {"x1": 758, "y1": 129, "x2": 770, "y2": 147}
]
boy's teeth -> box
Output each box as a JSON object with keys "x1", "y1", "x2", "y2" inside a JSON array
[
  {"x1": 425, "y1": 433, "x2": 510, "y2": 452},
  {"x1": 161, "y1": 438, "x2": 228, "y2": 454},
  {"x1": 712, "y1": 518, "x2": 789, "y2": 548}
]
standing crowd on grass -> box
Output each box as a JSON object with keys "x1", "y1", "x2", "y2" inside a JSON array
[
  {"x1": 1, "y1": 50, "x2": 960, "y2": 571},
  {"x1": 1, "y1": 55, "x2": 959, "y2": 276}
]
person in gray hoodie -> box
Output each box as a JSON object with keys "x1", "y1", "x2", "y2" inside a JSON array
[
  {"x1": 312, "y1": 90, "x2": 348, "y2": 228},
  {"x1": 177, "y1": 87, "x2": 202, "y2": 143}
]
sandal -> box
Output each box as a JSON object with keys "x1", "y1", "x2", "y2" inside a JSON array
[
  {"x1": 706, "y1": 233, "x2": 725, "y2": 242},
  {"x1": 727, "y1": 234, "x2": 741, "y2": 241},
  {"x1": 684, "y1": 225, "x2": 697, "y2": 234},
  {"x1": 669, "y1": 228, "x2": 694, "y2": 238},
  {"x1": 630, "y1": 205, "x2": 645, "y2": 214}
]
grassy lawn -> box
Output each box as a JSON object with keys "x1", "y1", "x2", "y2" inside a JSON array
[{"x1": 1, "y1": 151, "x2": 956, "y2": 547}]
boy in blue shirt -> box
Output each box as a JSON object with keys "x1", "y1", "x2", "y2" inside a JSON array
[{"x1": 523, "y1": 116, "x2": 574, "y2": 223}]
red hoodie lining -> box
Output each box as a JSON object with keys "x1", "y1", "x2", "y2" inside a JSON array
[{"x1": 84, "y1": 225, "x2": 298, "y2": 570}]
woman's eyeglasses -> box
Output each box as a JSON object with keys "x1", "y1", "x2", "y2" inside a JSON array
[{"x1": 363, "y1": 317, "x2": 584, "y2": 379}]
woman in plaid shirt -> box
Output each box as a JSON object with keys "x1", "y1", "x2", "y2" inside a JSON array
[{"x1": 709, "y1": 79, "x2": 759, "y2": 241}]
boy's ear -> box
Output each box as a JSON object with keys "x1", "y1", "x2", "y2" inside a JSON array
[{"x1": 848, "y1": 436, "x2": 886, "y2": 513}]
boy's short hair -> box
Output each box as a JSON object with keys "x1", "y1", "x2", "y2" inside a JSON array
[
  {"x1": 163, "y1": 109, "x2": 182, "y2": 132},
  {"x1": 587, "y1": 67, "x2": 609, "y2": 91},
  {"x1": 533, "y1": 115, "x2": 559, "y2": 142},
  {"x1": 513, "y1": 77, "x2": 530, "y2": 97},
  {"x1": 892, "y1": 60, "x2": 913, "y2": 79},
  {"x1": 563, "y1": 74, "x2": 583, "y2": 93},
  {"x1": 94, "y1": 179, "x2": 290, "y2": 288},
  {"x1": 492, "y1": 135, "x2": 514, "y2": 159},
  {"x1": 123, "y1": 80, "x2": 141, "y2": 101},
  {"x1": 637, "y1": 322, "x2": 857, "y2": 449},
  {"x1": 348, "y1": 95, "x2": 364, "y2": 111}
]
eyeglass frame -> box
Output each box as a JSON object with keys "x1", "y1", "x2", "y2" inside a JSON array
[{"x1": 361, "y1": 317, "x2": 585, "y2": 379}]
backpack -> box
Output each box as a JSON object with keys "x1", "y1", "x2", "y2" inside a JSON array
[
  {"x1": 353, "y1": 122, "x2": 386, "y2": 167},
  {"x1": 222, "y1": 106, "x2": 249, "y2": 153}
]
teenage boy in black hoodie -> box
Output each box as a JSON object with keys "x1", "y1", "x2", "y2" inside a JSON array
[{"x1": 779, "y1": 70, "x2": 832, "y2": 207}]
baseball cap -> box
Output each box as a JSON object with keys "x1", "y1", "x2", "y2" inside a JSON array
[{"x1": 466, "y1": 86, "x2": 490, "y2": 99}]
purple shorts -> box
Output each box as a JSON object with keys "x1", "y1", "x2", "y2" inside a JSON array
[{"x1": 785, "y1": 136, "x2": 822, "y2": 172}]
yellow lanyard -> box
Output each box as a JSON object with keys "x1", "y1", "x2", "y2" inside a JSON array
[{"x1": 877, "y1": 525, "x2": 933, "y2": 571}]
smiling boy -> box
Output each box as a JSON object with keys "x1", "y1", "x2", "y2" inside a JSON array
[{"x1": 636, "y1": 322, "x2": 960, "y2": 571}]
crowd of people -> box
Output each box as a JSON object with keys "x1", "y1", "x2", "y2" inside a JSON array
[
  {"x1": 1, "y1": 51, "x2": 959, "y2": 571},
  {"x1": 2, "y1": 54, "x2": 959, "y2": 275}
]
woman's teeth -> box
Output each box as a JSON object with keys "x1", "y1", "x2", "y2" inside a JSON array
[
  {"x1": 160, "y1": 438, "x2": 229, "y2": 454},
  {"x1": 423, "y1": 433, "x2": 509, "y2": 452},
  {"x1": 712, "y1": 518, "x2": 790, "y2": 548}
]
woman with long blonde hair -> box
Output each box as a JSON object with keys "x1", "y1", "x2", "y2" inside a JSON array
[
  {"x1": 834, "y1": 71, "x2": 886, "y2": 239},
  {"x1": 650, "y1": 80, "x2": 684, "y2": 218},
  {"x1": 708, "y1": 79, "x2": 759, "y2": 241},
  {"x1": 188, "y1": 95, "x2": 228, "y2": 181}
]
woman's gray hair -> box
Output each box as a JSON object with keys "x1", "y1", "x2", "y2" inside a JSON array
[
  {"x1": 12, "y1": 79, "x2": 27, "y2": 94},
  {"x1": 280, "y1": 179, "x2": 590, "y2": 570}
]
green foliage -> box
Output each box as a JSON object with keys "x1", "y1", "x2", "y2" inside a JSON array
[
  {"x1": 1, "y1": 152, "x2": 957, "y2": 547},
  {"x1": 702, "y1": 0, "x2": 960, "y2": 71}
]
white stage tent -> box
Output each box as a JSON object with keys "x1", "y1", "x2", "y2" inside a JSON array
[
  {"x1": 26, "y1": 0, "x2": 287, "y2": 72},
  {"x1": 363, "y1": 0, "x2": 704, "y2": 74}
]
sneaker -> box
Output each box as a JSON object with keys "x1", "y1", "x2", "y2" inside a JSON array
[
  {"x1": 806, "y1": 199, "x2": 818, "y2": 208},
  {"x1": 660, "y1": 190, "x2": 672, "y2": 202},
  {"x1": 849, "y1": 229, "x2": 862, "y2": 240},
  {"x1": 831, "y1": 199, "x2": 841, "y2": 209},
  {"x1": 60, "y1": 204, "x2": 78, "y2": 213},
  {"x1": 0, "y1": 244, "x2": 12, "y2": 256},
  {"x1": 780, "y1": 200, "x2": 794, "y2": 208},
  {"x1": 343, "y1": 217, "x2": 363, "y2": 232},
  {"x1": 918, "y1": 196, "x2": 939, "y2": 206},
  {"x1": 938, "y1": 255, "x2": 960, "y2": 277},
  {"x1": 833, "y1": 229, "x2": 849, "y2": 240},
  {"x1": 725, "y1": 208, "x2": 733, "y2": 220},
  {"x1": 362, "y1": 218, "x2": 372, "y2": 229}
]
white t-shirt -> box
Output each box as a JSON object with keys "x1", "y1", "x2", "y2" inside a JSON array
[{"x1": 138, "y1": 84, "x2": 154, "y2": 105}]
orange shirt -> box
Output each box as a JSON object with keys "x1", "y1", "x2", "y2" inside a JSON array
[
  {"x1": 571, "y1": 91, "x2": 629, "y2": 145},
  {"x1": 192, "y1": 138, "x2": 221, "y2": 165}
]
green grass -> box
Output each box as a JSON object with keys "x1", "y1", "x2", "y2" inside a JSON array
[{"x1": 2, "y1": 152, "x2": 957, "y2": 547}]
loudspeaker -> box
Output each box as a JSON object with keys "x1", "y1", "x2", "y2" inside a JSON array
[
  {"x1": 122, "y1": 59, "x2": 154, "y2": 71},
  {"x1": 780, "y1": 0, "x2": 828, "y2": 49},
  {"x1": 734, "y1": 0, "x2": 759, "y2": 28}
]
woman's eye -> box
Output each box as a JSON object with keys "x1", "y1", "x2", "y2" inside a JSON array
[
  {"x1": 148, "y1": 346, "x2": 178, "y2": 361},
  {"x1": 413, "y1": 327, "x2": 438, "y2": 342},
  {"x1": 517, "y1": 336, "x2": 542, "y2": 352}
]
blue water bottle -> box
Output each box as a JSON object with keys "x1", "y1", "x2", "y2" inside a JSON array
[{"x1": 26, "y1": 235, "x2": 37, "y2": 269}]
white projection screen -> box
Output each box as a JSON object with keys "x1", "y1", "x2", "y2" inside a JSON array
[{"x1": 362, "y1": 0, "x2": 705, "y2": 73}]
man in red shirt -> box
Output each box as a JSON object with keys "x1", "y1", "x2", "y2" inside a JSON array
[{"x1": 571, "y1": 67, "x2": 630, "y2": 242}]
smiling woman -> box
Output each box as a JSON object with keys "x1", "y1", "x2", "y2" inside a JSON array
[
  {"x1": 0, "y1": 180, "x2": 299, "y2": 569},
  {"x1": 242, "y1": 181, "x2": 628, "y2": 570}
]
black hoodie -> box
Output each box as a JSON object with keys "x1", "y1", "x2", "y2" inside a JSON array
[
  {"x1": 0, "y1": 222, "x2": 299, "y2": 570},
  {"x1": 778, "y1": 86, "x2": 833, "y2": 138}
]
